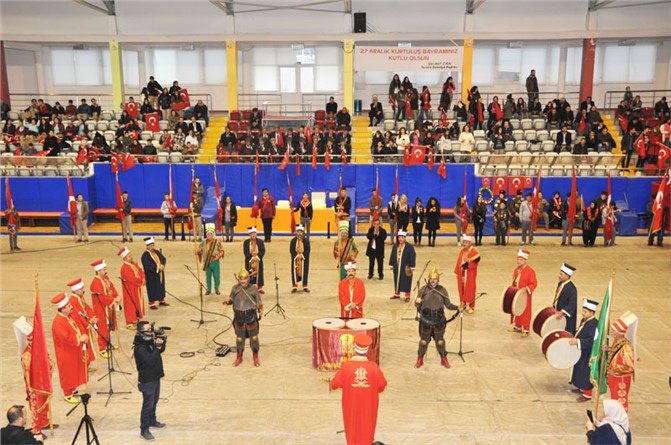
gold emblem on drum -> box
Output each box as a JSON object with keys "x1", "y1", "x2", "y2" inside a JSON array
[{"x1": 340, "y1": 334, "x2": 355, "y2": 362}]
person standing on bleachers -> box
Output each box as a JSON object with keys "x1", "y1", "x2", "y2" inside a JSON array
[
  {"x1": 146, "y1": 76, "x2": 162, "y2": 110},
  {"x1": 525, "y1": 69, "x2": 539, "y2": 105},
  {"x1": 325, "y1": 96, "x2": 338, "y2": 119}
]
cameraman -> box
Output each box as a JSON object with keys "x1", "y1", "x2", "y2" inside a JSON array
[{"x1": 133, "y1": 321, "x2": 166, "y2": 442}]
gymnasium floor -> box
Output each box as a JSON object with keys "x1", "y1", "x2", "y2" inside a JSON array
[{"x1": 0, "y1": 231, "x2": 669, "y2": 444}]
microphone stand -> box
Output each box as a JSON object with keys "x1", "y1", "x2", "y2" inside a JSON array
[
  {"x1": 82, "y1": 303, "x2": 130, "y2": 407},
  {"x1": 184, "y1": 265, "x2": 216, "y2": 328},
  {"x1": 446, "y1": 292, "x2": 486, "y2": 363},
  {"x1": 118, "y1": 276, "x2": 141, "y2": 325},
  {"x1": 265, "y1": 262, "x2": 286, "y2": 319}
]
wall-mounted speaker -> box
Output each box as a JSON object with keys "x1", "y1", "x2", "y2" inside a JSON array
[{"x1": 354, "y1": 12, "x2": 366, "y2": 33}]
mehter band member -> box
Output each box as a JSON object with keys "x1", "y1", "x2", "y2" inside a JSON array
[
  {"x1": 553, "y1": 263, "x2": 578, "y2": 334},
  {"x1": 569, "y1": 298, "x2": 599, "y2": 402},
  {"x1": 415, "y1": 266, "x2": 460, "y2": 369},
  {"x1": 365, "y1": 218, "x2": 387, "y2": 280},
  {"x1": 334, "y1": 220, "x2": 358, "y2": 280},
  {"x1": 338, "y1": 261, "x2": 366, "y2": 319},
  {"x1": 289, "y1": 224, "x2": 310, "y2": 292},
  {"x1": 198, "y1": 224, "x2": 224, "y2": 295},
  {"x1": 51, "y1": 293, "x2": 88, "y2": 403},
  {"x1": 224, "y1": 267, "x2": 263, "y2": 367},
  {"x1": 389, "y1": 230, "x2": 416, "y2": 302},
  {"x1": 607, "y1": 311, "x2": 637, "y2": 412},
  {"x1": 141, "y1": 237, "x2": 169, "y2": 310},
  {"x1": 453, "y1": 234, "x2": 480, "y2": 313},
  {"x1": 508, "y1": 249, "x2": 537, "y2": 337},
  {"x1": 67, "y1": 278, "x2": 97, "y2": 369},
  {"x1": 89, "y1": 259, "x2": 120, "y2": 356},
  {"x1": 243, "y1": 227, "x2": 266, "y2": 293},
  {"x1": 118, "y1": 246, "x2": 145, "y2": 329}
]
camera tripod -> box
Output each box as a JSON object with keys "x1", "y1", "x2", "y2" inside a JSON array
[
  {"x1": 68, "y1": 393, "x2": 100, "y2": 445},
  {"x1": 265, "y1": 262, "x2": 286, "y2": 319}
]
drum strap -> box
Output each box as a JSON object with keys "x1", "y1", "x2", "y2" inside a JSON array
[{"x1": 553, "y1": 281, "x2": 567, "y2": 308}]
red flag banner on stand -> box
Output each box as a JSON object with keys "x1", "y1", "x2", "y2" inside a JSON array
[
  {"x1": 373, "y1": 168, "x2": 380, "y2": 220},
  {"x1": 67, "y1": 175, "x2": 77, "y2": 228},
  {"x1": 493, "y1": 176, "x2": 507, "y2": 195},
  {"x1": 278, "y1": 150, "x2": 289, "y2": 170},
  {"x1": 5, "y1": 176, "x2": 13, "y2": 211},
  {"x1": 568, "y1": 165, "x2": 578, "y2": 238},
  {"x1": 304, "y1": 124, "x2": 313, "y2": 144},
  {"x1": 437, "y1": 156, "x2": 447, "y2": 179},
  {"x1": 427, "y1": 148, "x2": 434, "y2": 170},
  {"x1": 145, "y1": 112, "x2": 160, "y2": 132},
  {"x1": 115, "y1": 173, "x2": 124, "y2": 221},
  {"x1": 214, "y1": 168, "x2": 223, "y2": 232},
  {"x1": 168, "y1": 164, "x2": 178, "y2": 215},
  {"x1": 125, "y1": 101, "x2": 139, "y2": 119},
  {"x1": 650, "y1": 169, "x2": 670, "y2": 235},
  {"x1": 121, "y1": 153, "x2": 135, "y2": 171},
  {"x1": 29, "y1": 286, "x2": 53, "y2": 414},
  {"x1": 295, "y1": 152, "x2": 301, "y2": 176},
  {"x1": 287, "y1": 175, "x2": 296, "y2": 234},
  {"x1": 324, "y1": 149, "x2": 331, "y2": 171},
  {"x1": 311, "y1": 147, "x2": 317, "y2": 170},
  {"x1": 251, "y1": 163, "x2": 259, "y2": 219},
  {"x1": 531, "y1": 160, "x2": 543, "y2": 233},
  {"x1": 110, "y1": 153, "x2": 120, "y2": 173},
  {"x1": 509, "y1": 176, "x2": 524, "y2": 195}
]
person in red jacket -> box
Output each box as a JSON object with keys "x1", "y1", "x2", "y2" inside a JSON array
[
  {"x1": 51, "y1": 293, "x2": 88, "y2": 403},
  {"x1": 454, "y1": 234, "x2": 480, "y2": 313},
  {"x1": 338, "y1": 261, "x2": 366, "y2": 319},
  {"x1": 89, "y1": 259, "x2": 121, "y2": 357},
  {"x1": 508, "y1": 249, "x2": 537, "y2": 337},
  {"x1": 606, "y1": 311, "x2": 637, "y2": 412},
  {"x1": 118, "y1": 246, "x2": 146, "y2": 330},
  {"x1": 67, "y1": 278, "x2": 97, "y2": 369},
  {"x1": 331, "y1": 334, "x2": 387, "y2": 445},
  {"x1": 255, "y1": 187, "x2": 276, "y2": 243}
]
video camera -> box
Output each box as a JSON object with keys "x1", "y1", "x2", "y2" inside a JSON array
[{"x1": 135, "y1": 321, "x2": 171, "y2": 344}]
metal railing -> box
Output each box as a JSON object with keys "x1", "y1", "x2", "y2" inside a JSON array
[
  {"x1": 603, "y1": 89, "x2": 671, "y2": 111},
  {"x1": 237, "y1": 93, "x2": 282, "y2": 111}
]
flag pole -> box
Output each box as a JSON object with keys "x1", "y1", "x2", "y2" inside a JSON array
[
  {"x1": 593, "y1": 271, "x2": 614, "y2": 420},
  {"x1": 34, "y1": 274, "x2": 55, "y2": 437}
]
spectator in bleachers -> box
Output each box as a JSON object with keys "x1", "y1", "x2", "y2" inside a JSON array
[
  {"x1": 585, "y1": 130, "x2": 598, "y2": 152},
  {"x1": 453, "y1": 99, "x2": 468, "y2": 122},
  {"x1": 167, "y1": 109, "x2": 179, "y2": 130},
  {"x1": 411, "y1": 128, "x2": 421, "y2": 146},
  {"x1": 395, "y1": 127, "x2": 409, "y2": 148},
  {"x1": 419, "y1": 86, "x2": 431, "y2": 123},
  {"x1": 43, "y1": 129, "x2": 58, "y2": 152},
  {"x1": 336, "y1": 107, "x2": 351, "y2": 130},
  {"x1": 542, "y1": 100, "x2": 554, "y2": 116},
  {"x1": 38, "y1": 117, "x2": 51, "y2": 136},
  {"x1": 503, "y1": 94, "x2": 515, "y2": 120},
  {"x1": 90, "y1": 98, "x2": 101, "y2": 121},
  {"x1": 188, "y1": 117, "x2": 203, "y2": 144},
  {"x1": 118, "y1": 110, "x2": 131, "y2": 127},
  {"x1": 572, "y1": 136, "x2": 588, "y2": 155},
  {"x1": 25, "y1": 118, "x2": 39, "y2": 137},
  {"x1": 629, "y1": 116, "x2": 644, "y2": 133},
  {"x1": 169, "y1": 80, "x2": 181, "y2": 96},
  {"x1": 487, "y1": 96, "x2": 503, "y2": 130},
  {"x1": 158, "y1": 88, "x2": 172, "y2": 121},
  {"x1": 563, "y1": 105, "x2": 575, "y2": 128},
  {"x1": 185, "y1": 130, "x2": 199, "y2": 149},
  {"x1": 515, "y1": 97, "x2": 527, "y2": 118},
  {"x1": 146, "y1": 76, "x2": 162, "y2": 109},
  {"x1": 293, "y1": 138, "x2": 309, "y2": 162},
  {"x1": 575, "y1": 108, "x2": 589, "y2": 134},
  {"x1": 384, "y1": 131, "x2": 397, "y2": 157},
  {"x1": 22, "y1": 142, "x2": 37, "y2": 155},
  {"x1": 22, "y1": 98, "x2": 38, "y2": 120},
  {"x1": 447, "y1": 121, "x2": 461, "y2": 140},
  {"x1": 661, "y1": 119, "x2": 670, "y2": 146},
  {"x1": 129, "y1": 139, "x2": 143, "y2": 156},
  {"x1": 219, "y1": 127, "x2": 238, "y2": 153},
  {"x1": 76, "y1": 99, "x2": 90, "y2": 121},
  {"x1": 372, "y1": 141, "x2": 385, "y2": 163},
  {"x1": 555, "y1": 125, "x2": 572, "y2": 153},
  {"x1": 127, "y1": 118, "x2": 141, "y2": 134},
  {"x1": 655, "y1": 97, "x2": 669, "y2": 121},
  {"x1": 173, "y1": 127, "x2": 186, "y2": 152},
  {"x1": 441, "y1": 77, "x2": 456, "y2": 111},
  {"x1": 339, "y1": 127, "x2": 352, "y2": 148},
  {"x1": 630, "y1": 95, "x2": 643, "y2": 118},
  {"x1": 623, "y1": 86, "x2": 633, "y2": 105},
  {"x1": 587, "y1": 105, "x2": 602, "y2": 126},
  {"x1": 249, "y1": 107, "x2": 262, "y2": 130},
  {"x1": 139, "y1": 87, "x2": 149, "y2": 104},
  {"x1": 472, "y1": 97, "x2": 485, "y2": 130},
  {"x1": 409, "y1": 87, "x2": 419, "y2": 123},
  {"x1": 597, "y1": 127, "x2": 616, "y2": 153},
  {"x1": 144, "y1": 140, "x2": 157, "y2": 158},
  {"x1": 183, "y1": 141, "x2": 197, "y2": 157},
  {"x1": 423, "y1": 130, "x2": 435, "y2": 149},
  {"x1": 525, "y1": 69, "x2": 539, "y2": 105},
  {"x1": 52, "y1": 101, "x2": 66, "y2": 118},
  {"x1": 579, "y1": 96, "x2": 595, "y2": 113},
  {"x1": 388, "y1": 74, "x2": 401, "y2": 115},
  {"x1": 65, "y1": 100, "x2": 77, "y2": 118},
  {"x1": 368, "y1": 96, "x2": 383, "y2": 127},
  {"x1": 394, "y1": 86, "x2": 407, "y2": 122},
  {"x1": 193, "y1": 100, "x2": 209, "y2": 127},
  {"x1": 170, "y1": 89, "x2": 184, "y2": 112},
  {"x1": 175, "y1": 117, "x2": 189, "y2": 135},
  {"x1": 502, "y1": 120, "x2": 513, "y2": 140},
  {"x1": 326, "y1": 96, "x2": 338, "y2": 119},
  {"x1": 36, "y1": 99, "x2": 52, "y2": 119},
  {"x1": 616, "y1": 100, "x2": 630, "y2": 130},
  {"x1": 459, "y1": 123, "x2": 475, "y2": 152},
  {"x1": 140, "y1": 99, "x2": 154, "y2": 120},
  {"x1": 529, "y1": 97, "x2": 542, "y2": 116},
  {"x1": 555, "y1": 97, "x2": 570, "y2": 122},
  {"x1": 2, "y1": 118, "x2": 16, "y2": 141},
  {"x1": 491, "y1": 125, "x2": 506, "y2": 153}
]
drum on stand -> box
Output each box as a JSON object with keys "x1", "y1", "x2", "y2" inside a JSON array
[
  {"x1": 312, "y1": 318, "x2": 348, "y2": 369},
  {"x1": 533, "y1": 306, "x2": 566, "y2": 337},
  {"x1": 345, "y1": 318, "x2": 380, "y2": 331},
  {"x1": 541, "y1": 330, "x2": 580, "y2": 369},
  {"x1": 313, "y1": 318, "x2": 346, "y2": 330},
  {"x1": 501, "y1": 286, "x2": 528, "y2": 316}
]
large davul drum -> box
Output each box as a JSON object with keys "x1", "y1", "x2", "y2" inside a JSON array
[
  {"x1": 541, "y1": 329, "x2": 580, "y2": 369},
  {"x1": 501, "y1": 285, "x2": 528, "y2": 316},
  {"x1": 532, "y1": 306, "x2": 567, "y2": 337}
]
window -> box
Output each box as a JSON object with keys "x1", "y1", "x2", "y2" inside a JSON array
[
  {"x1": 102, "y1": 49, "x2": 140, "y2": 87},
  {"x1": 204, "y1": 48, "x2": 227, "y2": 84},
  {"x1": 496, "y1": 46, "x2": 555, "y2": 84},
  {"x1": 472, "y1": 47, "x2": 495, "y2": 85},
  {"x1": 51, "y1": 47, "x2": 103, "y2": 86},
  {"x1": 144, "y1": 46, "x2": 227, "y2": 85},
  {"x1": 565, "y1": 47, "x2": 583, "y2": 85},
  {"x1": 599, "y1": 44, "x2": 656, "y2": 84}
]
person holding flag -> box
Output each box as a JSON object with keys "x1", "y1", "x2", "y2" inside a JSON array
[
  {"x1": 368, "y1": 187, "x2": 383, "y2": 222},
  {"x1": 4, "y1": 178, "x2": 20, "y2": 252},
  {"x1": 51, "y1": 292, "x2": 89, "y2": 403},
  {"x1": 118, "y1": 246, "x2": 146, "y2": 329},
  {"x1": 197, "y1": 224, "x2": 225, "y2": 296},
  {"x1": 648, "y1": 171, "x2": 669, "y2": 247},
  {"x1": 568, "y1": 298, "x2": 600, "y2": 402},
  {"x1": 605, "y1": 311, "x2": 637, "y2": 412}
]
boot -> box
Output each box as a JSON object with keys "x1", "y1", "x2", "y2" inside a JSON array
[
  {"x1": 232, "y1": 352, "x2": 243, "y2": 367},
  {"x1": 440, "y1": 355, "x2": 451, "y2": 369},
  {"x1": 414, "y1": 355, "x2": 424, "y2": 368},
  {"x1": 253, "y1": 351, "x2": 260, "y2": 367}
]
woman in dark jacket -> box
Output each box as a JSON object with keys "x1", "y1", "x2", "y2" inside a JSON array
[
  {"x1": 294, "y1": 192, "x2": 313, "y2": 237},
  {"x1": 582, "y1": 200, "x2": 600, "y2": 247},
  {"x1": 472, "y1": 194, "x2": 488, "y2": 246},
  {"x1": 222, "y1": 195, "x2": 237, "y2": 242},
  {"x1": 158, "y1": 88, "x2": 171, "y2": 121},
  {"x1": 411, "y1": 197, "x2": 425, "y2": 246},
  {"x1": 425, "y1": 197, "x2": 441, "y2": 247},
  {"x1": 396, "y1": 194, "x2": 410, "y2": 232}
]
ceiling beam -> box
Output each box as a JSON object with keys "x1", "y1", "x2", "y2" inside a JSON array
[
  {"x1": 72, "y1": 0, "x2": 115, "y2": 16},
  {"x1": 466, "y1": 0, "x2": 486, "y2": 14},
  {"x1": 210, "y1": 0, "x2": 234, "y2": 15},
  {"x1": 596, "y1": 0, "x2": 670, "y2": 9},
  {"x1": 588, "y1": 0, "x2": 616, "y2": 11},
  {"x1": 227, "y1": 0, "x2": 343, "y2": 14}
]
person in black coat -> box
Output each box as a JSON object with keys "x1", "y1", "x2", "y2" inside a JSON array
[
  {"x1": 289, "y1": 225, "x2": 311, "y2": 292},
  {"x1": 411, "y1": 197, "x2": 425, "y2": 246},
  {"x1": 133, "y1": 321, "x2": 167, "y2": 442},
  {"x1": 222, "y1": 196, "x2": 237, "y2": 242},
  {"x1": 425, "y1": 197, "x2": 440, "y2": 247},
  {"x1": 0, "y1": 405, "x2": 44, "y2": 444},
  {"x1": 554, "y1": 263, "x2": 578, "y2": 334},
  {"x1": 366, "y1": 218, "x2": 387, "y2": 280},
  {"x1": 569, "y1": 299, "x2": 599, "y2": 402},
  {"x1": 368, "y1": 96, "x2": 383, "y2": 127}
]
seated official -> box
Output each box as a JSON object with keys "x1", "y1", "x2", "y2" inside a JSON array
[{"x1": 0, "y1": 405, "x2": 44, "y2": 444}]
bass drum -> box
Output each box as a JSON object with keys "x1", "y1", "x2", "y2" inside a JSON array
[
  {"x1": 541, "y1": 329, "x2": 580, "y2": 370},
  {"x1": 345, "y1": 318, "x2": 380, "y2": 331},
  {"x1": 312, "y1": 318, "x2": 346, "y2": 330},
  {"x1": 501, "y1": 285, "x2": 528, "y2": 316},
  {"x1": 533, "y1": 306, "x2": 566, "y2": 337}
]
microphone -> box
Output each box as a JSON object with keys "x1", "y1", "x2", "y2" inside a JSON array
[{"x1": 78, "y1": 311, "x2": 98, "y2": 329}]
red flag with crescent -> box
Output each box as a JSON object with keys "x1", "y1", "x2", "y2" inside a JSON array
[
  {"x1": 311, "y1": 146, "x2": 317, "y2": 170},
  {"x1": 523, "y1": 176, "x2": 533, "y2": 189},
  {"x1": 481, "y1": 177, "x2": 491, "y2": 189},
  {"x1": 650, "y1": 170, "x2": 670, "y2": 234},
  {"x1": 658, "y1": 144, "x2": 670, "y2": 169},
  {"x1": 437, "y1": 156, "x2": 447, "y2": 179},
  {"x1": 409, "y1": 145, "x2": 425, "y2": 165},
  {"x1": 125, "y1": 101, "x2": 138, "y2": 119},
  {"x1": 67, "y1": 174, "x2": 77, "y2": 228},
  {"x1": 121, "y1": 153, "x2": 135, "y2": 171},
  {"x1": 635, "y1": 133, "x2": 646, "y2": 159},
  {"x1": 110, "y1": 152, "x2": 120, "y2": 173},
  {"x1": 493, "y1": 176, "x2": 508, "y2": 195},
  {"x1": 278, "y1": 149, "x2": 289, "y2": 170},
  {"x1": 76, "y1": 145, "x2": 88, "y2": 165},
  {"x1": 304, "y1": 124, "x2": 313, "y2": 144},
  {"x1": 29, "y1": 289, "x2": 53, "y2": 406},
  {"x1": 427, "y1": 148, "x2": 434, "y2": 170},
  {"x1": 115, "y1": 173, "x2": 125, "y2": 221},
  {"x1": 168, "y1": 164, "x2": 178, "y2": 215},
  {"x1": 145, "y1": 112, "x2": 160, "y2": 133},
  {"x1": 324, "y1": 148, "x2": 331, "y2": 171},
  {"x1": 509, "y1": 176, "x2": 523, "y2": 194},
  {"x1": 617, "y1": 113, "x2": 629, "y2": 132}
]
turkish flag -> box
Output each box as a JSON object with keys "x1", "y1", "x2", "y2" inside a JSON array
[
  {"x1": 523, "y1": 176, "x2": 533, "y2": 189},
  {"x1": 172, "y1": 89, "x2": 191, "y2": 111},
  {"x1": 402, "y1": 146, "x2": 411, "y2": 167},
  {"x1": 658, "y1": 144, "x2": 670, "y2": 169},
  {"x1": 145, "y1": 112, "x2": 160, "y2": 132},
  {"x1": 311, "y1": 146, "x2": 317, "y2": 170},
  {"x1": 115, "y1": 173, "x2": 125, "y2": 221},
  {"x1": 493, "y1": 101, "x2": 503, "y2": 121},
  {"x1": 304, "y1": 124, "x2": 313, "y2": 144},
  {"x1": 437, "y1": 156, "x2": 447, "y2": 179},
  {"x1": 29, "y1": 291, "x2": 53, "y2": 403},
  {"x1": 634, "y1": 133, "x2": 646, "y2": 159},
  {"x1": 493, "y1": 176, "x2": 508, "y2": 195},
  {"x1": 388, "y1": 95, "x2": 396, "y2": 107},
  {"x1": 324, "y1": 149, "x2": 331, "y2": 171},
  {"x1": 578, "y1": 116, "x2": 586, "y2": 134},
  {"x1": 405, "y1": 96, "x2": 412, "y2": 117},
  {"x1": 427, "y1": 148, "x2": 434, "y2": 170},
  {"x1": 76, "y1": 146, "x2": 88, "y2": 165},
  {"x1": 481, "y1": 177, "x2": 491, "y2": 189},
  {"x1": 278, "y1": 150, "x2": 289, "y2": 170},
  {"x1": 128, "y1": 130, "x2": 139, "y2": 140},
  {"x1": 295, "y1": 153, "x2": 301, "y2": 176},
  {"x1": 409, "y1": 145, "x2": 425, "y2": 165},
  {"x1": 340, "y1": 149, "x2": 349, "y2": 165},
  {"x1": 650, "y1": 171, "x2": 670, "y2": 234},
  {"x1": 617, "y1": 113, "x2": 629, "y2": 132},
  {"x1": 125, "y1": 101, "x2": 139, "y2": 119},
  {"x1": 509, "y1": 176, "x2": 524, "y2": 194},
  {"x1": 87, "y1": 147, "x2": 101, "y2": 162},
  {"x1": 121, "y1": 153, "x2": 135, "y2": 171},
  {"x1": 67, "y1": 174, "x2": 77, "y2": 228},
  {"x1": 110, "y1": 153, "x2": 120, "y2": 173}
]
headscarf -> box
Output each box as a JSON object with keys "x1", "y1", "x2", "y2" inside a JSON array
[{"x1": 596, "y1": 399, "x2": 629, "y2": 445}]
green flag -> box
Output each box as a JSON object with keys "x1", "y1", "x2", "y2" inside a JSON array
[{"x1": 589, "y1": 279, "x2": 612, "y2": 395}]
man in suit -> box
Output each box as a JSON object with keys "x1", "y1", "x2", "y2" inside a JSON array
[
  {"x1": 555, "y1": 125, "x2": 572, "y2": 153},
  {"x1": 188, "y1": 116, "x2": 203, "y2": 144},
  {"x1": 366, "y1": 218, "x2": 387, "y2": 280},
  {"x1": 553, "y1": 263, "x2": 578, "y2": 334},
  {"x1": 75, "y1": 194, "x2": 89, "y2": 242},
  {"x1": 368, "y1": 96, "x2": 384, "y2": 127},
  {"x1": 569, "y1": 299, "x2": 599, "y2": 402}
]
